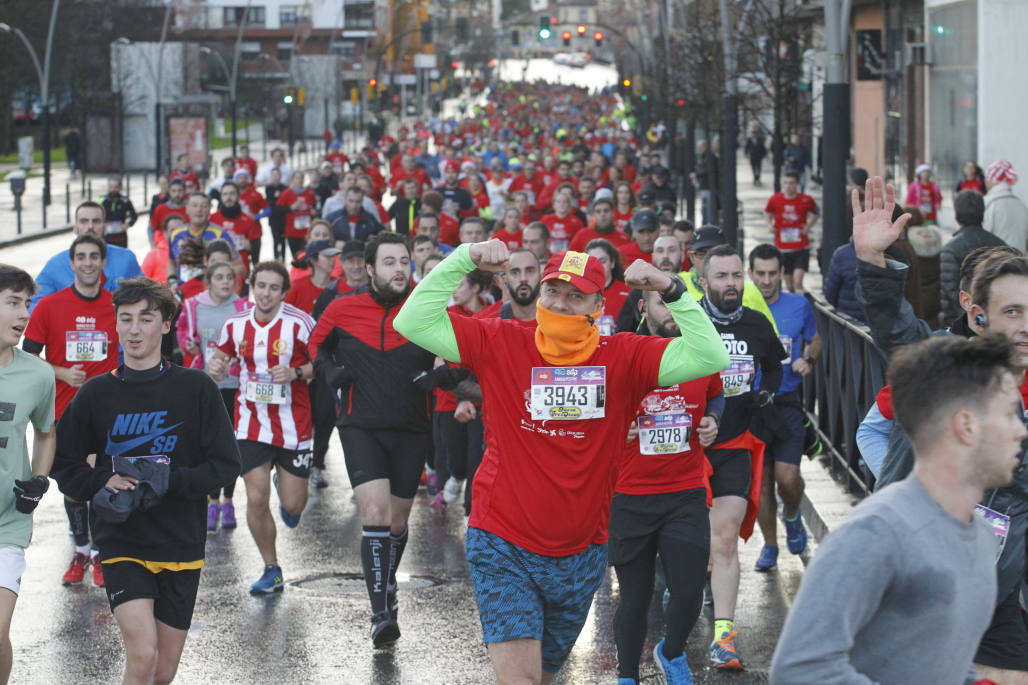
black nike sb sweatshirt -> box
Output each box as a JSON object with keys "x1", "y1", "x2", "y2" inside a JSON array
[{"x1": 52, "y1": 362, "x2": 240, "y2": 562}]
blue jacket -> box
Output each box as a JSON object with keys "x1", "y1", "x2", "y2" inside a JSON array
[
  {"x1": 32, "y1": 244, "x2": 142, "y2": 311},
  {"x1": 823, "y1": 241, "x2": 866, "y2": 323}
]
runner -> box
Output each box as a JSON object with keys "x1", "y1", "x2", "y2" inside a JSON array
[
  {"x1": 0, "y1": 264, "x2": 56, "y2": 685},
  {"x1": 618, "y1": 209, "x2": 660, "y2": 265},
  {"x1": 540, "y1": 193, "x2": 584, "y2": 253},
  {"x1": 583, "y1": 239, "x2": 631, "y2": 335},
  {"x1": 33, "y1": 202, "x2": 143, "y2": 309},
  {"x1": 568, "y1": 198, "x2": 632, "y2": 252},
  {"x1": 169, "y1": 154, "x2": 200, "y2": 193},
  {"x1": 699, "y1": 244, "x2": 785, "y2": 671},
  {"x1": 611, "y1": 287, "x2": 724, "y2": 685},
  {"x1": 748, "y1": 243, "x2": 821, "y2": 570},
  {"x1": 265, "y1": 168, "x2": 288, "y2": 262},
  {"x1": 23, "y1": 234, "x2": 119, "y2": 587},
  {"x1": 278, "y1": 172, "x2": 318, "y2": 260},
  {"x1": 394, "y1": 240, "x2": 728, "y2": 683},
  {"x1": 284, "y1": 241, "x2": 341, "y2": 315},
  {"x1": 148, "y1": 178, "x2": 188, "y2": 248},
  {"x1": 100, "y1": 176, "x2": 138, "y2": 248},
  {"x1": 167, "y1": 194, "x2": 237, "y2": 284},
  {"x1": 176, "y1": 261, "x2": 252, "y2": 531},
  {"x1": 52, "y1": 277, "x2": 239, "y2": 685},
  {"x1": 207, "y1": 262, "x2": 315, "y2": 595},
  {"x1": 326, "y1": 186, "x2": 383, "y2": 243},
  {"x1": 764, "y1": 171, "x2": 819, "y2": 294},
  {"x1": 521, "y1": 223, "x2": 551, "y2": 262}
]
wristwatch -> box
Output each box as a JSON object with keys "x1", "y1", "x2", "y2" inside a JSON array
[
  {"x1": 659, "y1": 275, "x2": 687, "y2": 303},
  {"x1": 294, "y1": 367, "x2": 303, "y2": 380}
]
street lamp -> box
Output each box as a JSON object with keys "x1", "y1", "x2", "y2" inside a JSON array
[
  {"x1": 0, "y1": 0, "x2": 61, "y2": 211},
  {"x1": 199, "y1": 46, "x2": 238, "y2": 158}
]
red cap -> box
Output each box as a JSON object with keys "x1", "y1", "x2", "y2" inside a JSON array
[
  {"x1": 541, "y1": 251, "x2": 606, "y2": 295},
  {"x1": 445, "y1": 160, "x2": 461, "y2": 172}
]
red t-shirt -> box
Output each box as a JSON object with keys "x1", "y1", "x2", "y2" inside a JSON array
[
  {"x1": 325, "y1": 152, "x2": 349, "y2": 175},
  {"x1": 24, "y1": 287, "x2": 119, "y2": 419},
  {"x1": 509, "y1": 173, "x2": 545, "y2": 206},
  {"x1": 169, "y1": 170, "x2": 200, "y2": 194},
  {"x1": 277, "y1": 187, "x2": 317, "y2": 238},
  {"x1": 613, "y1": 208, "x2": 634, "y2": 232},
  {"x1": 541, "y1": 212, "x2": 585, "y2": 253},
  {"x1": 284, "y1": 275, "x2": 325, "y2": 315},
  {"x1": 602, "y1": 279, "x2": 632, "y2": 320},
  {"x1": 391, "y1": 168, "x2": 433, "y2": 197},
  {"x1": 492, "y1": 228, "x2": 523, "y2": 249},
  {"x1": 569, "y1": 228, "x2": 634, "y2": 253},
  {"x1": 450, "y1": 314, "x2": 670, "y2": 555},
  {"x1": 235, "y1": 157, "x2": 258, "y2": 180},
  {"x1": 765, "y1": 192, "x2": 818, "y2": 251},
  {"x1": 618, "y1": 242, "x2": 653, "y2": 265},
  {"x1": 149, "y1": 203, "x2": 187, "y2": 231},
  {"x1": 616, "y1": 374, "x2": 722, "y2": 495},
  {"x1": 238, "y1": 186, "x2": 268, "y2": 218}
]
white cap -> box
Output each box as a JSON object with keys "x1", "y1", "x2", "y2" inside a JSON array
[{"x1": 915, "y1": 163, "x2": 931, "y2": 175}]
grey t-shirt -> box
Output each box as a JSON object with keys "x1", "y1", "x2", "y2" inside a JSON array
[
  {"x1": 196, "y1": 295, "x2": 247, "y2": 390},
  {"x1": 771, "y1": 475, "x2": 997, "y2": 685}
]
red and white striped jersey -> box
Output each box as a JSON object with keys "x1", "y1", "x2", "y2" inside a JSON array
[{"x1": 217, "y1": 303, "x2": 314, "y2": 450}]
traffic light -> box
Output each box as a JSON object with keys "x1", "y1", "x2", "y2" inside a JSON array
[
  {"x1": 421, "y1": 21, "x2": 433, "y2": 44},
  {"x1": 576, "y1": 24, "x2": 586, "y2": 36},
  {"x1": 594, "y1": 31, "x2": 604, "y2": 47},
  {"x1": 283, "y1": 85, "x2": 295, "y2": 105},
  {"x1": 676, "y1": 98, "x2": 685, "y2": 107},
  {"x1": 562, "y1": 31, "x2": 571, "y2": 47},
  {"x1": 538, "y1": 16, "x2": 551, "y2": 40},
  {"x1": 451, "y1": 60, "x2": 459, "y2": 69},
  {"x1": 297, "y1": 87, "x2": 305, "y2": 107},
  {"x1": 511, "y1": 29, "x2": 520, "y2": 46},
  {"x1": 367, "y1": 78, "x2": 377, "y2": 100}
]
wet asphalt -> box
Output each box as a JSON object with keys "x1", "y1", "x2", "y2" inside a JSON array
[{"x1": 12, "y1": 439, "x2": 804, "y2": 685}]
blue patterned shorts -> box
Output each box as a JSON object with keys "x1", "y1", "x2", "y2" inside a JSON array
[{"x1": 465, "y1": 527, "x2": 607, "y2": 673}]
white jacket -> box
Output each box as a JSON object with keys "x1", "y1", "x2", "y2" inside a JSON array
[{"x1": 984, "y1": 183, "x2": 1028, "y2": 251}]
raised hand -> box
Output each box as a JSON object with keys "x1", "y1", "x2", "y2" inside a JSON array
[
  {"x1": 469, "y1": 239, "x2": 510, "y2": 273},
  {"x1": 852, "y1": 176, "x2": 911, "y2": 267},
  {"x1": 624, "y1": 260, "x2": 674, "y2": 292}
]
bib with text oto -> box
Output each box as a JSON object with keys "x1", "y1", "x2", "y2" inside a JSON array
[
  {"x1": 530, "y1": 366, "x2": 606, "y2": 420},
  {"x1": 66, "y1": 331, "x2": 108, "y2": 362},
  {"x1": 245, "y1": 372, "x2": 289, "y2": 404},
  {"x1": 638, "y1": 413, "x2": 692, "y2": 455}
]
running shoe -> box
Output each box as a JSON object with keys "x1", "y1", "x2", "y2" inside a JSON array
[
  {"x1": 280, "y1": 505, "x2": 301, "y2": 529},
  {"x1": 617, "y1": 679, "x2": 637, "y2": 685},
  {"x1": 207, "y1": 502, "x2": 220, "y2": 531},
  {"x1": 442, "y1": 476, "x2": 463, "y2": 504},
  {"x1": 371, "y1": 611, "x2": 400, "y2": 647},
  {"x1": 662, "y1": 588, "x2": 671, "y2": 614},
  {"x1": 709, "y1": 631, "x2": 744, "y2": 670},
  {"x1": 783, "y1": 513, "x2": 808, "y2": 555},
  {"x1": 425, "y1": 469, "x2": 439, "y2": 497},
  {"x1": 62, "y1": 552, "x2": 88, "y2": 586},
  {"x1": 429, "y1": 491, "x2": 447, "y2": 514},
  {"x1": 754, "y1": 545, "x2": 779, "y2": 572},
  {"x1": 92, "y1": 558, "x2": 105, "y2": 588},
  {"x1": 221, "y1": 501, "x2": 237, "y2": 529},
  {"x1": 310, "y1": 467, "x2": 328, "y2": 489},
  {"x1": 653, "y1": 637, "x2": 694, "y2": 684},
  {"x1": 803, "y1": 417, "x2": 823, "y2": 459},
  {"x1": 249, "y1": 564, "x2": 284, "y2": 594}
]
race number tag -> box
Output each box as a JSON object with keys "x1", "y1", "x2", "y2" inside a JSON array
[
  {"x1": 228, "y1": 231, "x2": 248, "y2": 250},
  {"x1": 549, "y1": 239, "x2": 569, "y2": 253},
  {"x1": 65, "y1": 331, "x2": 108, "y2": 362},
  {"x1": 597, "y1": 315, "x2": 615, "y2": 337},
  {"x1": 203, "y1": 341, "x2": 219, "y2": 367},
  {"x1": 638, "y1": 413, "x2": 692, "y2": 455},
  {"x1": 780, "y1": 227, "x2": 803, "y2": 244},
  {"x1": 779, "y1": 335, "x2": 794, "y2": 361},
  {"x1": 294, "y1": 215, "x2": 311, "y2": 230},
  {"x1": 332, "y1": 162, "x2": 344, "y2": 174},
  {"x1": 106, "y1": 220, "x2": 125, "y2": 234},
  {"x1": 975, "y1": 504, "x2": 1010, "y2": 561},
  {"x1": 530, "y1": 366, "x2": 606, "y2": 420},
  {"x1": 245, "y1": 372, "x2": 289, "y2": 404},
  {"x1": 720, "y1": 354, "x2": 755, "y2": 397}
]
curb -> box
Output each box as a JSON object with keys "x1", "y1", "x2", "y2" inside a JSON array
[
  {"x1": 798, "y1": 449, "x2": 862, "y2": 545},
  {"x1": 0, "y1": 224, "x2": 73, "y2": 250}
]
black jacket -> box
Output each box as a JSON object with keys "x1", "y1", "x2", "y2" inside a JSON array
[
  {"x1": 326, "y1": 208, "x2": 383, "y2": 243},
  {"x1": 52, "y1": 363, "x2": 240, "y2": 562}
]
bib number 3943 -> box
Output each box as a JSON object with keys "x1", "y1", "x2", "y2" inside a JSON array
[
  {"x1": 245, "y1": 372, "x2": 289, "y2": 404},
  {"x1": 530, "y1": 366, "x2": 605, "y2": 420},
  {"x1": 638, "y1": 413, "x2": 692, "y2": 455},
  {"x1": 65, "y1": 331, "x2": 108, "y2": 362}
]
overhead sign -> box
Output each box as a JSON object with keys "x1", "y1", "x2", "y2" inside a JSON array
[
  {"x1": 413, "y1": 53, "x2": 437, "y2": 69},
  {"x1": 395, "y1": 74, "x2": 417, "y2": 85}
]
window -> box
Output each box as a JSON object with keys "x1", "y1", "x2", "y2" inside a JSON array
[
  {"x1": 277, "y1": 41, "x2": 293, "y2": 62},
  {"x1": 345, "y1": 3, "x2": 375, "y2": 30},
  {"x1": 280, "y1": 5, "x2": 312, "y2": 28},
  {"x1": 223, "y1": 6, "x2": 265, "y2": 28},
  {"x1": 331, "y1": 43, "x2": 357, "y2": 59}
]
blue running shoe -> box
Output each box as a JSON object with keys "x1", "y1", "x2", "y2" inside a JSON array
[
  {"x1": 249, "y1": 564, "x2": 284, "y2": 594},
  {"x1": 709, "y1": 631, "x2": 744, "y2": 670},
  {"x1": 280, "y1": 505, "x2": 301, "y2": 528},
  {"x1": 754, "y1": 545, "x2": 778, "y2": 572},
  {"x1": 783, "y1": 512, "x2": 808, "y2": 554},
  {"x1": 653, "y1": 637, "x2": 694, "y2": 684},
  {"x1": 617, "y1": 679, "x2": 637, "y2": 685}
]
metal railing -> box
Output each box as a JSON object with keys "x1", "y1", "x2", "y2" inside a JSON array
[{"x1": 802, "y1": 293, "x2": 886, "y2": 498}]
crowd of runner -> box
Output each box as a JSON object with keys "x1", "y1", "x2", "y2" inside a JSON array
[{"x1": 0, "y1": 78, "x2": 1026, "y2": 685}]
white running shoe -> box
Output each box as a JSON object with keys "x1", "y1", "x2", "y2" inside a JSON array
[{"x1": 442, "y1": 476, "x2": 463, "y2": 504}]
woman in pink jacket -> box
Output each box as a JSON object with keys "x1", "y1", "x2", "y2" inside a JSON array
[{"x1": 905, "y1": 163, "x2": 943, "y2": 223}]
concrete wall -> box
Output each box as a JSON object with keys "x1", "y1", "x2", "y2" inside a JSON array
[
  {"x1": 851, "y1": 4, "x2": 886, "y2": 176},
  {"x1": 110, "y1": 43, "x2": 186, "y2": 171},
  {"x1": 977, "y1": 0, "x2": 1028, "y2": 204}
]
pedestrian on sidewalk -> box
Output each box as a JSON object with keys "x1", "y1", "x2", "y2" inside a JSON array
[
  {"x1": 744, "y1": 126, "x2": 767, "y2": 186},
  {"x1": 983, "y1": 159, "x2": 1028, "y2": 252},
  {"x1": 62, "y1": 129, "x2": 81, "y2": 176}
]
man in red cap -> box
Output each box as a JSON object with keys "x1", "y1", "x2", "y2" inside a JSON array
[{"x1": 395, "y1": 242, "x2": 728, "y2": 684}]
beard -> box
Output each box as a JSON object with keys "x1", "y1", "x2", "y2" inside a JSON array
[
  {"x1": 507, "y1": 281, "x2": 540, "y2": 307},
  {"x1": 370, "y1": 271, "x2": 410, "y2": 308},
  {"x1": 648, "y1": 317, "x2": 680, "y2": 338},
  {"x1": 709, "y1": 286, "x2": 742, "y2": 313}
]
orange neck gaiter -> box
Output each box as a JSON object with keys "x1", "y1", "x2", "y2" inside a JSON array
[{"x1": 535, "y1": 303, "x2": 603, "y2": 366}]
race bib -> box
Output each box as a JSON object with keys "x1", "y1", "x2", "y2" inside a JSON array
[
  {"x1": 203, "y1": 341, "x2": 219, "y2": 367},
  {"x1": 106, "y1": 220, "x2": 125, "y2": 234},
  {"x1": 780, "y1": 227, "x2": 803, "y2": 244},
  {"x1": 245, "y1": 372, "x2": 289, "y2": 404},
  {"x1": 720, "y1": 354, "x2": 755, "y2": 397},
  {"x1": 597, "y1": 315, "x2": 615, "y2": 337},
  {"x1": 550, "y1": 239, "x2": 569, "y2": 253},
  {"x1": 530, "y1": 366, "x2": 606, "y2": 420},
  {"x1": 975, "y1": 504, "x2": 1010, "y2": 561},
  {"x1": 65, "y1": 331, "x2": 108, "y2": 362},
  {"x1": 779, "y1": 335, "x2": 794, "y2": 361},
  {"x1": 638, "y1": 413, "x2": 692, "y2": 455},
  {"x1": 333, "y1": 162, "x2": 344, "y2": 174},
  {"x1": 920, "y1": 202, "x2": 933, "y2": 214},
  {"x1": 294, "y1": 215, "x2": 311, "y2": 230},
  {"x1": 228, "y1": 231, "x2": 248, "y2": 250}
]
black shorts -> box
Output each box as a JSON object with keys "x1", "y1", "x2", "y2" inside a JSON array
[
  {"x1": 238, "y1": 439, "x2": 312, "y2": 478},
  {"x1": 339, "y1": 427, "x2": 430, "y2": 499},
  {"x1": 707, "y1": 447, "x2": 752, "y2": 499},
  {"x1": 763, "y1": 400, "x2": 806, "y2": 467},
  {"x1": 608, "y1": 488, "x2": 710, "y2": 566},
  {"x1": 103, "y1": 561, "x2": 201, "y2": 631},
  {"x1": 782, "y1": 249, "x2": 810, "y2": 274},
  {"x1": 975, "y1": 587, "x2": 1028, "y2": 671}
]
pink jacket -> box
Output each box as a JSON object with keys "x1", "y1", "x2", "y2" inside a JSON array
[{"x1": 176, "y1": 291, "x2": 251, "y2": 372}]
